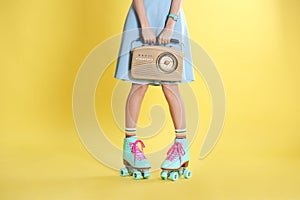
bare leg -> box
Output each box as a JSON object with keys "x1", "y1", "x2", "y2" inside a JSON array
[
  {"x1": 125, "y1": 83, "x2": 149, "y2": 129},
  {"x1": 161, "y1": 84, "x2": 186, "y2": 130},
  {"x1": 122, "y1": 84, "x2": 151, "y2": 174}
]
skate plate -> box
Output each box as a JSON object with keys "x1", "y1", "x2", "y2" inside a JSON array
[
  {"x1": 120, "y1": 160, "x2": 151, "y2": 180},
  {"x1": 160, "y1": 161, "x2": 192, "y2": 181}
]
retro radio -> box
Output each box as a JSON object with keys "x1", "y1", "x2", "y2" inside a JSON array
[{"x1": 130, "y1": 39, "x2": 184, "y2": 82}]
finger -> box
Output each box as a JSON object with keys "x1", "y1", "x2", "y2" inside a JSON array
[
  {"x1": 148, "y1": 37, "x2": 153, "y2": 44},
  {"x1": 151, "y1": 38, "x2": 155, "y2": 44},
  {"x1": 143, "y1": 37, "x2": 147, "y2": 44},
  {"x1": 158, "y1": 37, "x2": 162, "y2": 44},
  {"x1": 147, "y1": 37, "x2": 151, "y2": 44},
  {"x1": 154, "y1": 36, "x2": 157, "y2": 43}
]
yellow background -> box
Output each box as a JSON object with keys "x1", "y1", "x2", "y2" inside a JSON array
[{"x1": 1, "y1": 0, "x2": 300, "y2": 199}]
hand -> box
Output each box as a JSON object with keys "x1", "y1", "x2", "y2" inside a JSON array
[
  {"x1": 158, "y1": 28, "x2": 173, "y2": 44},
  {"x1": 141, "y1": 28, "x2": 156, "y2": 44}
]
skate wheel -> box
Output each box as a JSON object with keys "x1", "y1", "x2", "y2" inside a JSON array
[
  {"x1": 183, "y1": 170, "x2": 192, "y2": 179},
  {"x1": 169, "y1": 171, "x2": 179, "y2": 181},
  {"x1": 143, "y1": 171, "x2": 150, "y2": 179},
  {"x1": 160, "y1": 171, "x2": 168, "y2": 180},
  {"x1": 133, "y1": 171, "x2": 142, "y2": 180},
  {"x1": 120, "y1": 167, "x2": 129, "y2": 177}
]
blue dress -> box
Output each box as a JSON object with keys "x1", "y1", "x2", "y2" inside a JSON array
[{"x1": 114, "y1": 0, "x2": 195, "y2": 85}]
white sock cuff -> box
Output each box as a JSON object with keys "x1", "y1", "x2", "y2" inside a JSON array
[
  {"x1": 125, "y1": 128, "x2": 137, "y2": 133},
  {"x1": 175, "y1": 129, "x2": 187, "y2": 133}
]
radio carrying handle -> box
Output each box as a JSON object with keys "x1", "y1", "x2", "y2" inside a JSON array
[{"x1": 131, "y1": 38, "x2": 184, "y2": 52}]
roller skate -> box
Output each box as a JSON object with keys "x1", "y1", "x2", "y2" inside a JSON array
[
  {"x1": 160, "y1": 138, "x2": 192, "y2": 181},
  {"x1": 120, "y1": 136, "x2": 151, "y2": 180}
]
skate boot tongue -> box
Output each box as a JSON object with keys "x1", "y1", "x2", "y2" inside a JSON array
[
  {"x1": 166, "y1": 142, "x2": 186, "y2": 164},
  {"x1": 130, "y1": 140, "x2": 146, "y2": 165}
]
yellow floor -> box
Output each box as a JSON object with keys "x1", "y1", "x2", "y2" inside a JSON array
[{"x1": 1, "y1": 129, "x2": 300, "y2": 200}]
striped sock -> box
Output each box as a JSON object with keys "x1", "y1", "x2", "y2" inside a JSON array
[
  {"x1": 125, "y1": 128, "x2": 137, "y2": 137},
  {"x1": 175, "y1": 129, "x2": 187, "y2": 139}
]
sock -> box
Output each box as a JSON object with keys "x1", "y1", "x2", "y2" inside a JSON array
[
  {"x1": 175, "y1": 129, "x2": 187, "y2": 139},
  {"x1": 125, "y1": 128, "x2": 137, "y2": 137}
]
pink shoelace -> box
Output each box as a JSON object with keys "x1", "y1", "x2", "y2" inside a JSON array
[
  {"x1": 130, "y1": 140, "x2": 146, "y2": 165},
  {"x1": 166, "y1": 142, "x2": 186, "y2": 164}
]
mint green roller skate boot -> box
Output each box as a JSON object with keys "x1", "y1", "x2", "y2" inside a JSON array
[
  {"x1": 160, "y1": 138, "x2": 192, "y2": 181},
  {"x1": 120, "y1": 136, "x2": 151, "y2": 180}
]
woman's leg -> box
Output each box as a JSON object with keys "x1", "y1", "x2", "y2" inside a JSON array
[
  {"x1": 125, "y1": 83, "x2": 149, "y2": 136},
  {"x1": 160, "y1": 84, "x2": 190, "y2": 175},
  {"x1": 122, "y1": 83, "x2": 151, "y2": 173},
  {"x1": 161, "y1": 84, "x2": 187, "y2": 137}
]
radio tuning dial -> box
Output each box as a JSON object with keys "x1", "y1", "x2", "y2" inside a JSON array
[{"x1": 157, "y1": 53, "x2": 178, "y2": 73}]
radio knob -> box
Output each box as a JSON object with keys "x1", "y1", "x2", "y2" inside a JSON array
[{"x1": 157, "y1": 53, "x2": 178, "y2": 73}]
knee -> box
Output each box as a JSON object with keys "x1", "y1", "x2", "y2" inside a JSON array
[
  {"x1": 162, "y1": 84, "x2": 179, "y2": 98},
  {"x1": 130, "y1": 84, "x2": 149, "y2": 97}
]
